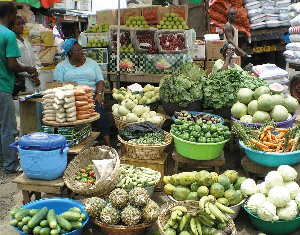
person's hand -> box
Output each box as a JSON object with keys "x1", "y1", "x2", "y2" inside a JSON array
[
  {"x1": 95, "y1": 94, "x2": 104, "y2": 108},
  {"x1": 25, "y1": 66, "x2": 37, "y2": 75},
  {"x1": 241, "y1": 51, "x2": 248, "y2": 58},
  {"x1": 225, "y1": 49, "x2": 234, "y2": 61},
  {"x1": 32, "y1": 76, "x2": 41, "y2": 86}
]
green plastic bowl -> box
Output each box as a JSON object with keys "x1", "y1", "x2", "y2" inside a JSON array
[
  {"x1": 244, "y1": 205, "x2": 300, "y2": 235},
  {"x1": 171, "y1": 132, "x2": 228, "y2": 160}
]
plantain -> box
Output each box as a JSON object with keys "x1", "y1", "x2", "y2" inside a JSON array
[
  {"x1": 190, "y1": 217, "x2": 198, "y2": 235},
  {"x1": 215, "y1": 201, "x2": 235, "y2": 214},
  {"x1": 194, "y1": 217, "x2": 203, "y2": 235}
]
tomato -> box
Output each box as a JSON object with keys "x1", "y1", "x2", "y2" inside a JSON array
[{"x1": 80, "y1": 169, "x2": 86, "y2": 173}]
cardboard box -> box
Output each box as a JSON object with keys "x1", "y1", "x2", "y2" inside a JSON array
[
  {"x1": 169, "y1": 5, "x2": 188, "y2": 23},
  {"x1": 192, "y1": 40, "x2": 205, "y2": 60},
  {"x1": 231, "y1": 56, "x2": 241, "y2": 66},
  {"x1": 205, "y1": 60, "x2": 215, "y2": 76},
  {"x1": 109, "y1": 52, "x2": 144, "y2": 73},
  {"x1": 141, "y1": 5, "x2": 162, "y2": 25},
  {"x1": 123, "y1": 8, "x2": 141, "y2": 25},
  {"x1": 97, "y1": 10, "x2": 117, "y2": 26},
  {"x1": 205, "y1": 40, "x2": 226, "y2": 60}
]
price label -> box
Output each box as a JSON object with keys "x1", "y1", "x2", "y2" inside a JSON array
[{"x1": 253, "y1": 45, "x2": 276, "y2": 53}]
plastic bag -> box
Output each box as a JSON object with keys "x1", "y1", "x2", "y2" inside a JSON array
[{"x1": 119, "y1": 121, "x2": 163, "y2": 141}]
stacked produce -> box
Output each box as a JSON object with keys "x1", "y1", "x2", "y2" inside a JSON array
[
  {"x1": 241, "y1": 165, "x2": 300, "y2": 221},
  {"x1": 84, "y1": 187, "x2": 160, "y2": 226},
  {"x1": 116, "y1": 164, "x2": 161, "y2": 189},
  {"x1": 203, "y1": 70, "x2": 268, "y2": 110},
  {"x1": 173, "y1": 110, "x2": 223, "y2": 124},
  {"x1": 75, "y1": 164, "x2": 96, "y2": 185},
  {"x1": 159, "y1": 62, "x2": 206, "y2": 107},
  {"x1": 162, "y1": 200, "x2": 235, "y2": 235},
  {"x1": 156, "y1": 31, "x2": 186, "y2": 53},
  {"x1": 119, "y1": 44, "x2": 135, "y2": 53},
  {"x1": 156, "y1": 12, "x2": 188, "y2": 30},
  {"x1": 111, "y1": 29, "x2": 131, "y2": 51},
  {"x1": 231, "y1": 86, "x2": 299, "y2": 123},
  {"x1": 86, "y1": 38, "x2": 108, "y2": 48},
  {"x1": 74, "y1": 85, "x2": 97, "y2": 120},
  {"x1": 164, "y1": 169, "x2": 245, "y2": 206},
  {"x1": 10, "y1": 206, "x2": 87, "y2": 234},
  {"x1": 86, "y1": 23, "x2": 109, "y2": 33},
  {"x1": 171, "y1": 121, "x2": 231, "y2": 143},
  {"x1": 124, "y1": 16, "x2": 150, "y2": 29}
]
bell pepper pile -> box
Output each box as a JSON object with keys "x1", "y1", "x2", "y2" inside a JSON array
[
  {"x1": 171, "y1": 119, "x2": 231, "y2": 143},
  {"x1": 75, "y1": 164, "x2": 96, "y2": 185}
]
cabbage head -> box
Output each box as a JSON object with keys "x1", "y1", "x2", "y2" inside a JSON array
[
  {"x1": 189, "y1": 84, "x2": 203, "y2": 100},
  {"x1": 295, "y1": 192, "x2": 300, "y2": 209},
  {"x1": 284, "y1": 181, "x2": 300, "y2": 200},
  {"x1": 175, "y1": 74, "x2": 192, "y2": 90},
  {"x1": 277, "y1": 201, "x2": 298, "y2": 220},
  {"x1": 268, "y1": 186, "x2": 290, "y2": 208},
  {"x1": 277, "y1": 165, "x2": 298, "y2": 182},
  {"x1": 265, "y1": 171, "x2": 284, "y2": 189},
  {"x1": 246, "y1": 193, "x2": 266, "y2": 215},
  {"x1": 257, "y1": 200, "x2": 279, "y2": 222},
  {"x1": 241, "y1": 178, "x2": 258, "y2": 197},
  {"x1": 257, "y1": 182, "x2": 270, "y2": 196}
]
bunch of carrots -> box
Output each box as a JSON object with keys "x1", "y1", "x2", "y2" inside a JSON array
[{"x1": 250, "y1": 126, "x2": 299, "y2": 153}]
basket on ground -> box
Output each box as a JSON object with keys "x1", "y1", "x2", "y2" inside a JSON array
[
  {"x1": 63, "y1": 146, "x2": 120, "y2": 197},
  {"x1": 114, "y1": 113, "x2": 166, "y2": 130},
  {"x1": 158, "y1": 201, "x2": 237, "y2": 235},
  {"x1": 239, "y1": 140, "x2": 300, "y2": 167},
  {"x1": 244, "y1": 204, "x2": 300, "y2": 235},
  {"x1": 171, "y1": 132, "x2": 228, "y2": 160},
  {"x1": 13, "y1": 197, "x2": 89, "y2": 235},
  {"x1": 117, "y1": 131, "x2": 172, "y2": 160},
  {"x1": 92, "y1": 218, "x2": 152, "y2": 235}
]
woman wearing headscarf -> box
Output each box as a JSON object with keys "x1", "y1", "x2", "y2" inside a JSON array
[
  {"x1": 212, "y1": 42, "x2": 244, "y2": 73},
  {"x1": 53, "y1": 39, "x2": 112, "y2": 146}
]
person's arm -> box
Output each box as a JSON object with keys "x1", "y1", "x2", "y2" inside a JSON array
[
  {"x1": 6, "y1": 57, "x2": 36, "y2": 74},
  {"x1": 53, "y1": 63, "x2": 65, "y2": 81},
  {"x1": 224, "y1": 25, "x2": 247, "y2": 57},
  {"x1": 95, "y1": 80, "x2": 104, "y2": 107},
  {"x1": 217, "y1": 50, "x2": 234, "y2": 72}
]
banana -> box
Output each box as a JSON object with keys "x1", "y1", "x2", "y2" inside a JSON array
[
  {"x1": 197, "y1": 214, "x2": 214, "y2": 227},
  {"x1": 211, "y1": 203, "x2": 228, "y2": 222},
  {"x1": 208, "y1": 202, "x2": 224, "y2": 223},
  {"x1": 199, "y1": 196, "x2": 209, "y2": 211},
  {"x1": 195, "y1": 217, "x2": 203, "y2": 235},
  {"x1": 172, "y1": 206, "x2": 187, "y2": 213},
  {"x1": 198, "y1": 210, "x2": 215, "y2": 220},
  {"x1": 215, "y1": 202, "x2": 235, "y2": 214},
  {"x1": 171, "y1": 211, "x2": 178, "y2": 220},
  {"x1": 190, "y1": 217, "x2": 198, "y2": 235},
  {"x1": 172, "y1": 221, "x2": 179, "y2": 230},
  {"x1": 179, "y1": 214, "x2": 191, "y2": 232},
  {"x1": 204, "y1": 202, "x2": 216, "y2": 220}
]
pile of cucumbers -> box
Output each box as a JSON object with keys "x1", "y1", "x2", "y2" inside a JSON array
[{"x1": 10, "y1": 206, "x2": 87, "y2": 235}]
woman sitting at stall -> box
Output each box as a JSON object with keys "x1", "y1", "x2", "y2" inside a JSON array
[
  {"x1": 212, "y1": 42, "x2": 243, "y2": 73},
  {"x1": 53, "y1": 39, "x2": 112, "y2": 147}
]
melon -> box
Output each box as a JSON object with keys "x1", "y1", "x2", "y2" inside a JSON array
[
  {"x1": 270, "y1": 105, "x2": 289, "y2": 122},
  {"x1": 231, "y1": 102, "x2": 248, "y2": 119},
  {"x1": 237, "y1": 88, "x2": 254, "y2": 105},
  {"x1": 257, "y1": 94, "x2": 274, "y2": 112},
  {"x1": 284, "y1": 96, "x2": 299, "y2": 113},
  {"x1": 252, "y1": 111, "x2": 271, "y2": 123},
  {"x1": 272, "y1": 94, "x2": 285, "y2": 106},
  {"x1": 253, "y1": 86, "x2": 271, "y2": 100},
  {"x1": 269, "y1": 83, "x2": 284, "y2": 94},
  {"x1": 248, "y1": 100, "x2": 259, "y2": 116},
  {"x1": 240, "y1": 115, "x2": 253, "y2": 123}
]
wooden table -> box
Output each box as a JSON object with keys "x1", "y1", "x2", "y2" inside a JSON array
[
  {"x1": 68, "y1": 132, "x2": 100, "y2": 155},
  {"x1": 172, "y1": 150, "x2": 225, "y2": 174}
]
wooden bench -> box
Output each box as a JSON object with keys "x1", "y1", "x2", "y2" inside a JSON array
[{"x1": 172, "y1": 150, "x2": 225, "y2": 174}]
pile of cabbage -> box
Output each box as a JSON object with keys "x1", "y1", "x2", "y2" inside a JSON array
[{"x1": 241, "y1": 165, "x2": 300, "y2": 222}]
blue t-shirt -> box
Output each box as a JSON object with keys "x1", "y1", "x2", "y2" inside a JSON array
[
  {"x1": 0, "y1": 25, "x2": 22, "y2": 93},
  {"x1": 53, "y1": 58, "x2": 104, "y2": 91}
]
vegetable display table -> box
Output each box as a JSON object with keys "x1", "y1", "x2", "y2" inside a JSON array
[
  {"x1": 172, "y1": 150, "x2": 225, "y2": 174},
  {"x1": 12, "y1": 173, "x2": 67, "y2": 204}
]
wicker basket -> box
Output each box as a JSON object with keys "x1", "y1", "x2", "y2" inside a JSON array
[
  {"x1": 114, "y1": 113, "x2": 166, "y2": 130},
  {"x1": 158, "y1": 201, "x2": 237, "y2": 235},
  {"x1": 118, "y1": 131, "x2": 173, "y2": 160},
  {"x1": 92, "y1": 218, "x2": 152, "y2": 235},
  {"x1": 63, "y1": 146, "x2": 120, "y2": 197}
]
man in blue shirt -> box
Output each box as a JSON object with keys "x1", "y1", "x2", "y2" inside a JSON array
[{"x1": 0, "y1": 1, "x2": 37, "y2": 173}]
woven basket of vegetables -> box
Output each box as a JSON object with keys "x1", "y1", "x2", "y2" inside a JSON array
[
  {"x1": 158, "y1": 200, "x2": 237, "y2": 235},
  {"x1": 114, "y1": 113, "x2": 166, "y2": 130},
  {"x1": 117, "y1": 131, "x2": 172, "y2": 160},
  {"x1": 63, "y1": 146, "x2": 120, "y2": 197}
]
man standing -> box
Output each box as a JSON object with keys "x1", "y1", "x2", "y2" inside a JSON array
[
  {"x1": 0, "y1": 1, "x2": 37, "y2": 173},
  {"x1": 224, "y1": 8, "x2": 247, "y2": 58}
]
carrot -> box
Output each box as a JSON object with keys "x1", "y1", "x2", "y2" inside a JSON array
[
  {"x1": 286, "y1": 144, "x2": 293, "y2": 152},
  {"x1": 277, "y1": 150, "x2": 283, "y2": 153},
  {"x1": 291, "y1": 136, "x2": 299, "y2": 152},
  {"x1": 276, "y1": 143, "x2": 282, "y2": 152},
  {"x1": 267, "y1": 130, "x2": 272, "y2": 142},
  {"x1": 265, "y1": 126, "x2": 274, "y2": 130},
  {"x1": 250, "y1": 139, "x2": 269, "y2": 150},
  {"x1": 262, "y1": 142, "x2": 278, "y2": 148},
  {"x1": 275, "y1": 132, "x2": 286, "y2": 139},
  {"x1": 274, "y1": 128, "x2": 288, "y2": 132},
  {"x1": 263, "y1": 136, "x2": 268, "y2": 141}
]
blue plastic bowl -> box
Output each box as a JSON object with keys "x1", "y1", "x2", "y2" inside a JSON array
[
  {"x1": 231, "y1": 112, "x2": 296, "y2": 129},
  {"x1": 172, "y1": 111, "x2": 225, "y2": 125},
  {"x1": 239, "y1": 140, "x2": 300, "y2": 167},
  {"x1": 13, "y1": 197, "x2": 89, "y2": 235}
]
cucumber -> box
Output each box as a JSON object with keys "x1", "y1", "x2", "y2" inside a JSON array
[
  {"x1": 15, "y1": 209, "x2": 31, "y2": 220},
  {"x1": 61, "y1": 211, "x2": 81, "y2": 221},
  {"x1": 28, "y1": 207, "x2": 48, "y2": 228},
  {"x1": 22, "y1": 216, "x2": 32, "y2": 224},
  {"x1": 29, "y1": 209, "x2": 40, "y2": 217},
  {"x1": 50, "y1": 224, "x2": 61, "y2": 235},
  {"x1": 33, "y1": 226, "x2": 42, "y2": 235},
  {"x1": 40, "y1": 227, "x2": 51, "y2": 235},
  {"x1": 47, "y1": 209, "x2": 57, "y2": 229},
  {"x1": 68, "y1": 207, "x2": 82, "y2": 214},
  {"x1": 10, "y1": 219, "x2": 19, "y2": 227},
  {"x1": 17, "y1": 221, "x2": 24, "y2": 229},
  {"x1": 56, "y1": 214, "x2": 72, "y2": 230},
  {"x1": 22, "y1": 224, "x2": 31, "y2": 234},
  {"x1": 69, "y1": 221, "x2": 82, "y2": 229},
  {"x1": 10, "y1": 208, "x2": 23, "y2": 216},
  {"x1": 60, "y1": 228, "x2": 69, "y2": 234},
  {"x1": 40, "y1": 219, "x2": 49, "y2": 227}
]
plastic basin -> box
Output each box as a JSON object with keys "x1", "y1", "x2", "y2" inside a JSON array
[
  {"x1": 161, "y1": 99, "x2": 204, "y2": 116},
  {"x1": 171, "y1": 132, "x2": 228, "y2": 160},
  {"x1": 239, "y1": 140, "x2": 300, "y2": 167},
  {"x1": 244, "y1": 205, "x2": 300, "y2": 235},
  {"x1": 231, "y1": 112, "x2": 296, "y2": 129},
  {"x1": 172, "y1": 111, "x2": 225, "y2": 125},
  {"x1": 13, "y1": 197, "x2": 89, "y2": 235},
  {"x1": 124, "y1": 184, "x2": 157, "y2": 197}
]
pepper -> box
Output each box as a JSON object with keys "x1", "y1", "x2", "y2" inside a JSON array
[
  {"x1": 214, "y1": 137, "x2": 220, "y2": 143},
  {"x1": 188, "y1": 126, "x2": 195, "y2": 132},
  {"x1": 206, "y1": 120, "x2": 213, "y2": 126},
  {"x1": 191, "y1": 131, "x2": 200, "y2": 138},
  {"x1": 210, "y1": 125, "x2": 217, "y2": 133},
  {"x1": 205, "y1": 132, "x2": 212, "y2": 138},
  {"x1": 194, "y1": 125, "x2": 202, "y2": 132},
  {"x1": 224, "y1": 130, "x2": 231, "y2": 139},
  {"x1": 202, "y1": 124, "x2": 210, "y2": 133},
  {"x1": 206, "y1": 138, "x2": 212, "y2": 143},
  {"x1": 182, "y1": 133, "x2": 190, "y2": 140},
  {"x1": 212, "y1": 132, "x2": 219, "y2": 138},
  {"x1": 196, "y1": 119, "x2": 203, "y2": 126},
  {"x1": 174, "y1": 119, "x2": 183, "y2": 125},
  {"x1": 189, "y1": 136, "x2": 196, "y2": 142},
  {"x1": 197, "y1": 137, "x2": 206, "y2": 143}
]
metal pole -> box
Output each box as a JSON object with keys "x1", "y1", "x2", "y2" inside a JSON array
[{"x1": 116, "y1": 0, "x2": 121, "y2": 89}]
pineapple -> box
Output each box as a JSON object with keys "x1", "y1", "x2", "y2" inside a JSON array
[
  {"x1": 109, "y1": 188, "x2": 129, "y2": 209},
  {"x1": 141, "y1": 199, "x2": 160, "y2": 223},
  {"x1": 100, "y1": 203, "x2": 120, "y2": 225},
  {"x1": 121, "y1": 205, "x2": 142, "y2": 226},
  {"x1": 84, "y1": 197, "x2": 107, "y2": 218},
  {"x1": 128, "y1": 187, "x2": 149, "y2": 207}
]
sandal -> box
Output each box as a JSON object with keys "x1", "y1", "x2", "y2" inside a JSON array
[{"x1": 4, "y1": 164, "x2": 22, "y2": 174}]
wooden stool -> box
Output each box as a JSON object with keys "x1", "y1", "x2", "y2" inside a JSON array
[
  {"x1": 13, "y1": 173, "x2": 66, "y2": 204},
  {"x1": 172, "y1": 150, "x2": 225, "y2": 174}
]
